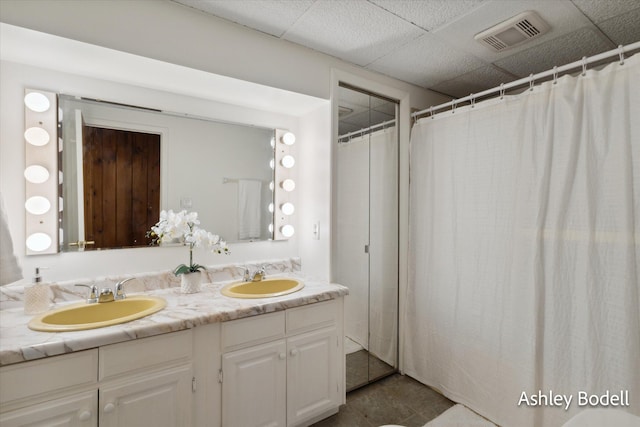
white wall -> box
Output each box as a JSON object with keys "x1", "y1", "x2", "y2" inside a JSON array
[{"x1": 297, "y1": 103, "x2": 332, "y2": 281}]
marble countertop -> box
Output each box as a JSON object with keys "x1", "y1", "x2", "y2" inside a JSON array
[{"x1": 0, "y1": 272, "x2": 348, "y2": 367}]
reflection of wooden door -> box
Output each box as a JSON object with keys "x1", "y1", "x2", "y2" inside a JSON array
[{"x1": 83, "y1": 126, "x2": 160, "y2": 249}]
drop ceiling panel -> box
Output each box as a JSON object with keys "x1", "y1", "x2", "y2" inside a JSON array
[
  {"x1": 597, "y1": 8, "x2": 640, "y2": 46},
  {"x1": 570, "y1": 0, "x2": 640, "y2": 23},
  {"x1": 369, "y1": 0, "x2": 488, "y2": 31},
  {"x1": 367, "y1": 33, "x2": 487, "y2": 87},
  {"x1": 282, "y1": 0, "x2": 424, "y2": 66},
  {"x1": 173, "y1": 0, "x2": 314, "y2": 37},
  {"x1": 431, "y1": 64, "x2": 518, "y2": 98},
  {"x1": 494, "y1": 27, "x2": 613, "y2": 77}
]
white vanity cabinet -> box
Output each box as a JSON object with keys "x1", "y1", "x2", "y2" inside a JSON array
[
  {"x1": 0, "y1": 350, "x2": 99, "y2": 426},
  {"x1": 220, "y1": 299, "x2": 344, "y2": 427},
  {"x1": 0, "y1": 330, "x2": 193, "y2": 427},
  {"x1": 97, "y1": 330, "x2": 193, "y2": 427},
  {"x1": 0, "y1": 296, "x2": 344, "y2": 427}
]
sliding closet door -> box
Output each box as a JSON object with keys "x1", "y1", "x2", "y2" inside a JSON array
[
  {"x1": 333, "y1": 84, "x2": 398, "y2": 391},
  {"x1": 335, "y1": 137, "x2": 370, "y2": 353},
  {"x1": 368, "y1": 126, "x2": 398, "y2": 371}
]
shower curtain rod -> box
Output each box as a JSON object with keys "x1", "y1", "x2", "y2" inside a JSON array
[
  {"x1": 412, "y1": 40, "x2": 640, "y2": 120},
  {"x1": 338, "y1": 118, "x2": 396, "y2": 142}
]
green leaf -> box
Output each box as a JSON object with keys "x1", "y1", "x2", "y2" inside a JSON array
[
  {"x1": 190, "y1": 264, "x2": 206, "y2": 272},
  {"x1": 173, "y1": 264, "x2": 191, "y2": 276}
]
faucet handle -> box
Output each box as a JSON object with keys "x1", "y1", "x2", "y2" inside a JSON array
[
  {"x1": 114, "y1": 278, "x2": 134, "y2": 300},
  {"x1": 75, "y1": 284, "x2": 98, "y2": 303},
  {"x1": 239, "y1": 266, "x2": 251, "y2": 282}
]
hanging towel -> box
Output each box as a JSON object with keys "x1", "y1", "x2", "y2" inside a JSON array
[
  {"x1": 238, "y1": 180, "x2": 262, "y2": 240},
  {"x1": 0, "y1": 192, "x2": 23, "y2": 285}
]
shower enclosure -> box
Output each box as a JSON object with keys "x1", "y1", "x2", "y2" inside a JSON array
[{"x1": 333, "y1": 84, "x2": 399, "y2": 391}]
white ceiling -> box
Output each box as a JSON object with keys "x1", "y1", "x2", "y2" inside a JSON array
[{"x1": 171, "y1": 0, "x2": 640, "y2": 99}]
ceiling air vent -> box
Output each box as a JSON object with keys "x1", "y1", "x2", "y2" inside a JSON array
[{"x1": 474, "y1": 11, "x2": 550, "y2": 52}]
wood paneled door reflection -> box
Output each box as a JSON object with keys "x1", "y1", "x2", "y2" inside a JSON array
[{"x1": 83, "y1": 126, "x2": 160, "y2": 249}]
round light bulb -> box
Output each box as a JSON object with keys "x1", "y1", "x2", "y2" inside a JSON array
[
  {"x1": 269, "y1": 159, "x2": 275, "y2": 169},
  {"x1": 281, "y1": 224, "x2": 295, "y2": 238},
  {"x1": 24, "y1": 127, "x2": 50, "y2": 146},
  {"x1": 268, "y1": 203, "x2": 274, "y2": 213},
  {"x1": 24, "y1": 92, "x2": 50, "y2": 112},
  {"x1": 281, "y1": 202, "x2": 295, "y2": 215},
  {"x1": 281, "y1": 179, "x2": 295, "y2": 192},
  {"x1": 281, "y1": 155, "x2": 295, "y2": 168},
  {"x1": 269, "y1": 181, "x2": 275, "y2": 191},
  {"x1": 281, "y1": 132, "x2": 296, "y2": 145},
  {"x1": 24, "y1": 165, "x2": 50, "y2": 184},
  {"x1": 268, "y1": 223, "x2": 274, "y2": 233},
  {"x1": 25, "y1": 196, "x2": 51, "y2": 215},
  {"x1": 270, "y1": 137, "x2": 275, "y2": 148},
  {"x1": 26, "y1": 232, "x2": 52, "y2": 252}
]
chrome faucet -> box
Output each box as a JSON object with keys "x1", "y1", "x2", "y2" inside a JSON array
[
  {"x1": 251, "y1": 267, "x2": 266, "y2": 282},
  {"x1": 114, "y1": 278, "x2": 134, "y2": 300},
  {"x1": 75, "y1": 278, "x2": 134, "y2": 304},
  {"x1": 75, "y1": 284, "x2": 98, "y2": 304},
  {"x1": 98, "y1": 287, "x2": 115, "y2": 303},
  {"x1": 239, "y1": 265, "x2": 269, "y2": 282}
]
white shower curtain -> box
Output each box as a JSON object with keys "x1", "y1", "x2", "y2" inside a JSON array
[{"x1": 406, "y1": 54, "x2": 639, "y2": 427}]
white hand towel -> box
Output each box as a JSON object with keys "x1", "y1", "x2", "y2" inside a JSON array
[
  {"x1": 238, "y1": 180, "x2": 262, "y2": 240},
  {"x1": 0, "y1": 192, "x2": 23, "y2": 285}
]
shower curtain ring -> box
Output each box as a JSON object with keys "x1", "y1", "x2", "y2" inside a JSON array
[
  {"x1": 429, "y1": 106, "x2": 434, "y2": 119},
  {"x1": 581, "y1": 56, "x2": 588, "y2": 76},
  {"x1": 618, "y1": 45, "x2": 625, "y2": 65},
  {"x1": 499, "y1": 83, "x2": 505, "y2": 100},
  {"x1": 470, "y1": 94, "x2": 475, "y2": 108},
  {"x1": 452, "y1": 100, "x2": 457, "y2": 114},
  {"x1": 552, "y1": 66, "x2": 558, "y2": 84},
  {"x1": 529, "y1": 74, "x2": 535, "y2": 91}
]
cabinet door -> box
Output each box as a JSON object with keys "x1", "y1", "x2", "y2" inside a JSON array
[
  {"x1": 222, "y1": 340, "x2": 286, "y2": 427},
  {"x1": 99, "y1": 365, "x2": 192, "y2": 427},
  {"x1": 0, "y1": 391, "x2": 97, "y2": 427},
  {"x1": 287, "y1": 327, "x2": 339, "y2": 427}
]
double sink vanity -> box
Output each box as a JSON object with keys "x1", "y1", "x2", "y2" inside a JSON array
[{"x1": 0, "y1": 259, "x2": 348, "y2": 427}]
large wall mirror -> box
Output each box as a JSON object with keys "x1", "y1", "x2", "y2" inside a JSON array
[{"x1": 58, "y1": 95, "x2": 276, "y2": 251}]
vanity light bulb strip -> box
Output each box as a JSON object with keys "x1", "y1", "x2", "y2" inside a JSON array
[
  {"x1": 24, "y1": 89, "x2": 59, "y2": 255},
  {"x1": 273, "y1": 129, "x2": 296, "y2": 240}
]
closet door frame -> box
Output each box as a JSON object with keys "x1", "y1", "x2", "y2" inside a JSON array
[{"x1": 330, "y1": 70, "x2": 410, "y2": 375}]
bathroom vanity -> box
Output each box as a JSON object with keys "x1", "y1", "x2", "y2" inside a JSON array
[{"x1": 0, "y1": 269, "x2": 347, "y2": 427}]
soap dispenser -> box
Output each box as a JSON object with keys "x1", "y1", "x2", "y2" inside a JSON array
[{"x1": 24, "y1": 267, "x2": 51, "y2": 315}]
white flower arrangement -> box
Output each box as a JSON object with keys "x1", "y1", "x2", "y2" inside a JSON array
[{"x1": 148, "y1": 209, "x2": 229, "y2": 275}]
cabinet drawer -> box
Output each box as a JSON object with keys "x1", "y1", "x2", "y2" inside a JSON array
[
  {"x1": 0, "y1": 350, "x2": 98, "y2": 406},
  {"x1": 286, "y1": 300, "x2": 336, "y2": 335},
  {"x1": 99, "y1": 330, "x2": 192, "y2": 381},
  {"x1": 0, "y1": 390, "x2": 97, "y2": 426},
  {"x1": 222, "y1": 311, "x2": 285, "y2": 351}
]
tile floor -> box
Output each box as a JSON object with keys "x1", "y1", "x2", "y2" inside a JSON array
[{"x1": 312, "y1": 374, "x2": 455, "y2": 427}]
